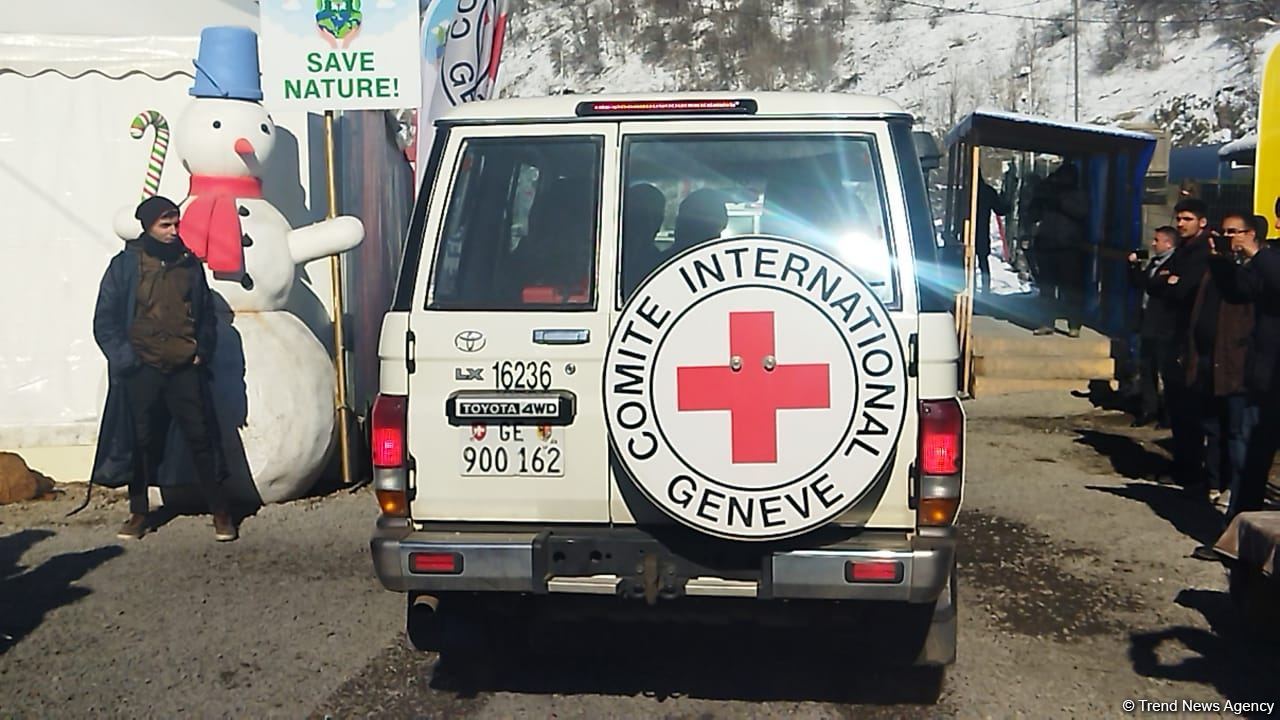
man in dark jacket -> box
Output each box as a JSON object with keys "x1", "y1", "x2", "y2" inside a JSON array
[
  {"x1": 1187, "y1": 212, "x2": 1263, "y2": 559},
  {"x1": 1186, "y1": 212, "x2": 1257, "y2": 501},
  {"x1": 1152, "y1": 198, "x2": 1214, "y2": 491},
  {"x1": 92, "y1": 196, "x2": 236, "y2": 541},
  {"x1": 1031, "y1": 164, "x2": 1089, "y2": 337},
  {"x1": 1127, "y1": 226, "x2": 1178, "y2": 426},
  {"x1": 1214, "y1": 212, "x2": 1280, "y2": 522}
]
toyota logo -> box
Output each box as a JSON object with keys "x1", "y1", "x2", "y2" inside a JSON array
[{"x1": 454, "y1": 330, "x2": 486, "y2": 353}]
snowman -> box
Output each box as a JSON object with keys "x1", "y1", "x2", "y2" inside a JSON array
[{"x1": 114, "y1": 27, "x2": 364, "y2": 504}]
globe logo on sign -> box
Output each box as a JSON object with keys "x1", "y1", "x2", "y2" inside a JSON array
[{"x1": 316, "y1": 0, "x2": 363, "y2": 42}]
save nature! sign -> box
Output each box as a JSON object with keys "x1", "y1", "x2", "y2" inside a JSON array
[{"x1": 260, "y1": 0, "x2": 422, "y2": 111}]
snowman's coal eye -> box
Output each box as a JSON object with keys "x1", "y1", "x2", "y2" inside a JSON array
[
  {"x1": 212, "y1": 121, "x2": 222, "y2": 129},
  {"x1": 260, "y1": 123, "x2": 270, "y2": 134}
]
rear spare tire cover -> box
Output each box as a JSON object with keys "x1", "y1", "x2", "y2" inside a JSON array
[{"x1": 604, "y1": 236, "x2": 910, "y2": 541}]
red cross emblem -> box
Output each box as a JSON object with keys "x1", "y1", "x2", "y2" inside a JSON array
[{"x1": 676, "y1": 311, "x2": 831, "y2": 464}]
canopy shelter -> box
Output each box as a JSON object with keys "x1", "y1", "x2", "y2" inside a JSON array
[
  {"x1": 1219, "y1": 134, "x2": 1258, "y2": 167},
  {"x1": 943, "y1": 108, "x2": 1157, "y2": 392}
]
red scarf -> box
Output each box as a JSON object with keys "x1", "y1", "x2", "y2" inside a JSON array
[{"x1": 181, "y1": 175, "x2": 263, "y2": 274}]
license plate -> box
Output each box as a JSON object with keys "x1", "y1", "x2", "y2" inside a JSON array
[{"x1": 459, "y1": 424, "x2": 565, "y2": 477}]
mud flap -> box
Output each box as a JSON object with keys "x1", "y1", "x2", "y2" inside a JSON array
[{"x1": 915, "y1": 560, "x2": 957, "y2": 666}]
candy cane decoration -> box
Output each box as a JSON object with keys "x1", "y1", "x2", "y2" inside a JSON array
[{"x1": 130, "y1": 111, "x2": 170, "y2": 200}]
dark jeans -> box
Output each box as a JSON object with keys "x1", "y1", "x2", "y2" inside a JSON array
[
  {"x1": 1137, "y1": 336, "x2": 1177, "y2": 421},
  {"x1": 1203, "y1": 393, "x2": 1257, "y2": 496},
  {"x1": 1235, "y1": 395, "x2": 1279, "y2": 521},
  {"x1": 977, "y1": 250, "x2": 992, "y2": 293},
  {"x1": 125, "y1": 363, "x2": 228, "y2": 515},
  {"x1": 1035, "y1": 248, "x2": 1083, "y2": 329},
  {"x1": 1173, "y1": 380, "x2": 1258, "y2": 495},
  {"x1": 1221, "y1": 394, "x2": 1259, "y2": 509}
]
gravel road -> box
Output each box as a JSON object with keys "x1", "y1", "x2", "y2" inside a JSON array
[{"x1": 2, "y1": 392, "x2": 1278, "y2": 718}]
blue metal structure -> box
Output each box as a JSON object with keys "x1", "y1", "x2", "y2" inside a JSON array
[{"x1": 943, "y1": 108, "x2": 1157, "y2": 339}]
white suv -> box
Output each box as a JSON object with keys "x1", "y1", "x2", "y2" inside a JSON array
[{"x1": 371, "y1": 93, "x2": 964, "y2": 678}]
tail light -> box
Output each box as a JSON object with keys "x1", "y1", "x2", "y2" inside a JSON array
[
  {"x1": 918, "y1": 398, "x2": 964, "y2": 527},
  {"x1": 371, "y1": 393, "x2": 409, "y2": 517},
  {"x1": 409, "y1": 552, "x2": 463, "y2": 574},
  {"x1": 371, "y1": 394, "x2": 408, "y2": 468},
  {"x1": 919, "y1": 398, "x2": 963, "y2": 476},
  {"x1": 375, "y1": 488, "x2": 407, "y2": 517},
  {"x1": 918, "y1": 497, "x2": 960, "y2": 527},
  {"x1": 845, "y1": 560, "x2": 905, "y2": 584},
  {"x1": 575, "y1": 98, "x2": 758, "y2": 117}
]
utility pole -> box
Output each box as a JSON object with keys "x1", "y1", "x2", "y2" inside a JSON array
[{"x1": 1073, "y1": 0, "x2": 1080, "y2": 121}]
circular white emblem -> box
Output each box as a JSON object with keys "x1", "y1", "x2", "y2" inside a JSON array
[
  {"x1": 454, "y1": 330, "x2": 486, "y2": 353},
  {"x1": 604, "y1": 236, "x2": 909, "y2": 541}
]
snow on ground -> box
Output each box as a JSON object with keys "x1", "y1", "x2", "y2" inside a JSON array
[{"x1": 989, "y1": 253, "x2": 1032, "y2": 296}]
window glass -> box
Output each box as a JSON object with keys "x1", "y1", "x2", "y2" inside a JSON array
[
  {"x1": 430, "y1": 137, "x2": 602, "y2": 310},
  {"x1": 890, "y1": 123, "x2": 953, "y2": 312},
  {"x1": 620, "y1": 134, "x2": 897, "y2": 304}
]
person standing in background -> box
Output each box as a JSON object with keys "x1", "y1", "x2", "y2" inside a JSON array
[
  {"x1": 1184, "y1": 212, "x2": 1256, "y2": 511},
  {"x1": 1210, "y1": 213, "x2": 1280, "y2": 525},
  {"x1": 91, "y1": 196, "x2": 238, "y2": 542},
  {"x1": 1127, "y1": 226, "x2": 1178, "y2": 427},
  {"x1": 974, "y1": 175, "x2": 1010, "y2": 294},
  {"x1": 1031, "y1": 164, "x2": 1089, "y2": 337},
  {"x1": 1151, "y1": 198, "x2": 1214, "y2": 494}
]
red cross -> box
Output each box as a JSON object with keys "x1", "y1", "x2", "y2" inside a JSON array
[{"x1": 677, "y1": 311, "x2": 831, "y2": 464}]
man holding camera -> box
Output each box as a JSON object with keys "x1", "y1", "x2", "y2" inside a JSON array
[
  {"x1": 1128, "y1": 227, "x2": 1178, "y2": 427},
  {"x1": 1212, "y1": 212, "x2": 1280, "y2": 523},
  {"x1": 1186, "y1": 213, "x2": 1257, "y2": 511}
]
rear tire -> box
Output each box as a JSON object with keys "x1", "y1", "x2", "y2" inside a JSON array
[{"x1": 912, "y1": 666, "x2": 946, "y2": 704}]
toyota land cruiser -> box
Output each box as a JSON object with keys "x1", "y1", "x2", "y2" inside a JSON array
[{"x1": 370, "y1": 92, "x2": 964, "y2": 687}]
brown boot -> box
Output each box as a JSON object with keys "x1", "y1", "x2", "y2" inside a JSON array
[
  {"x1": 116, "y1": 513, "x2": 148, "y2": 540},
  {"x1": 213, "y1": 513, "x2": 238, "y2": 542}
]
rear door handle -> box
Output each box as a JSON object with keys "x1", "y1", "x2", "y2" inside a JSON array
[{"x1": 533, "y1": 328, "x2": 590, "y2": 345}]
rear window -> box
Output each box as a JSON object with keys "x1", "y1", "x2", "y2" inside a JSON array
[
  {"x1": 429, "y1": 136, "x2": 602, "y2": 310},
  {"x1": 620, "y1": 134, "x2": 897, "y2": 306}
]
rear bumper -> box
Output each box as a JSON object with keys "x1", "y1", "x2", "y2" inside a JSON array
[{"x1": 372, "y1": 520, "x2": 955, "y2": 604}]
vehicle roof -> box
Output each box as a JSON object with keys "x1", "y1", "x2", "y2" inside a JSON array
[{"x1": 437, "y1": 92, "x2": 910, "y2": 123}]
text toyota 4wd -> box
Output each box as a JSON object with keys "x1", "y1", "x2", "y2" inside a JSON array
[{"x1": 371, "y1": 93, "x2": 963, "y2": 692}]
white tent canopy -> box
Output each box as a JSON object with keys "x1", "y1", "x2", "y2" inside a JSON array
[
  {"x1": 0, "y1": 0, "x2": 340, "y2": 482},
  {"x1": 0, "y1": 0, "x2": 258, "y2": 78}
]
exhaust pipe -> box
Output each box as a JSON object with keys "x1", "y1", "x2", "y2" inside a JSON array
[{"x1": 406, "y1": 595, "x2": 442, "y2": 652}]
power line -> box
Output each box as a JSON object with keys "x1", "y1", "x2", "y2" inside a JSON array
[
  {"x1": 568, "y1": 0, "x2": 1273, "y2": 29},
  {"x1": 893, "y1": 0, "x2": 1269, "y2": 24}
]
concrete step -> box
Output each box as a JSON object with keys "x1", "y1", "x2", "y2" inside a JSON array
[
  {"x1": 971, "y1": 376, "x2": 1109, "y2": 397},
  {"x1": 970, "y1": 317, "x2": 1112, "y2": 359},
  {"x1": 973, "y1": 354, "x2": 1115, "y2": 380}
]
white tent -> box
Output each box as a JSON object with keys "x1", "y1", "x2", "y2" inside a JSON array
[{"x1": 0, "y1": 0, "x2": 339, "y2": 481}]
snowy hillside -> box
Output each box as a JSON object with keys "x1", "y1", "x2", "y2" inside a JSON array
[{"x1": 495, "y1": 0, "x2": 1280, "y2": 144}]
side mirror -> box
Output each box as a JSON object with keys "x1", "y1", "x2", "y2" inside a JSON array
[{"x1": 913, "y1": 131, "x2": 942, "y2": 172}]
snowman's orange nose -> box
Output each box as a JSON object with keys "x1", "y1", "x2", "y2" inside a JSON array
[{"x1": 234, "y1": 138, "x2": 255, "y2": 155}]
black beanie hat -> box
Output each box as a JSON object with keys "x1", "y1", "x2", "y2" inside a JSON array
[{"x1": 135, "y1": 196, "x2": 180, "y2": 231}]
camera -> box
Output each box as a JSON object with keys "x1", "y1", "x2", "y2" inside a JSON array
[{"x1": 1133, "y1": 248, "x2": 1149, "y2": 261}]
